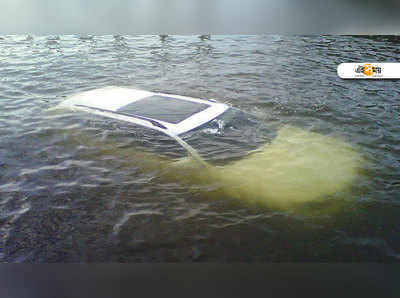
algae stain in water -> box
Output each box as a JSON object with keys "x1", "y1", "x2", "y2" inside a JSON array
[
  {"x1": 68, "y1": 124, "x2": 364, "y2": 209},
  {"x1": 160, "y1": 125, "x2": 364, "y2": 209}
]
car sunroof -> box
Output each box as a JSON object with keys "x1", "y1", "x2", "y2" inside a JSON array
[{"x1": 117, "y1": 95, "x2": 210, "y2": 124}]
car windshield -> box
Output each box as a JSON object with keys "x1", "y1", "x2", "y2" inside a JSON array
[
  {"x1": 117, "y1": 95, "x2": 210, "y2": 124},
  {"x1": 80, "y1": 106, "x2": 275, "y2": 164},
  {"x1": 180, "y1": 108, "x2": 276, "y2": 163}
]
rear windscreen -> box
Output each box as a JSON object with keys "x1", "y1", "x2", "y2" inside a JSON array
[{"x1": 117, "y1": 95, "x2": 210, "y2": 124}]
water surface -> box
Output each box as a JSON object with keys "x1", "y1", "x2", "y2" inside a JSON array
[{"x1": 1, "y1": 35, "x2": 399, "y2": 262}]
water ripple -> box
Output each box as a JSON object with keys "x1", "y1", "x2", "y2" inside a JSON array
[{"x1": 0, "y1": 35, "x2": 399, "y2": 262}]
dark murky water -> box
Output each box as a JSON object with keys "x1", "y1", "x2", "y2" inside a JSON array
[{"x1": 0, "y1": 35, "x2": 399, "y2": 262}]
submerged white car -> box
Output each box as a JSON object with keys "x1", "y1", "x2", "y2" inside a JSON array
[
  {"x1": 57, "y1": 86, "x2": 362, "y2": 208},
  {"x1": 57, "y1": 86, "x2": 275, "y2": 165}
]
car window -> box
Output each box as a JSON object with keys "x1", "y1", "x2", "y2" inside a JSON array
[
  {"x1": 117, "y1": 95, "x2": 210, "y2": 124},
  {"x1": 180, "y1": 108, "x2": 276, "y2": 163},
  {"x1": 85, "y1": 115, "x2": 189, "y2": 159}
]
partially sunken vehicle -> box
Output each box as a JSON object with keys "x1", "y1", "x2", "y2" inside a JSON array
[{"x1": 56, "y1": 86, "x2": 362, "y2": 208}]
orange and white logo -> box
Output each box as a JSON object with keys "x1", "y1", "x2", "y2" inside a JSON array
[
  {"x1": 363, "y1": 63, "x2": 373, "y2": 76},
  {"x1": 354, "y1": 63, "x2": 381, "y2": 76},
  {"x1": 338, "y1": 63, "x2": 400, "y2": 79}
]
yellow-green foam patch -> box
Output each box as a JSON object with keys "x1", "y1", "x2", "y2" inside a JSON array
[
  {"x1": 66, "y1": 124, "x2": 364, "y2": 209},
  {"x1": 166, "y1": 125, "x2": 364, "y2": 208}
]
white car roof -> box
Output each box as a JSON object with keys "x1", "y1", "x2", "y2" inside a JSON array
[{"x1": 58, "y1": 86, "x2": 230, "y2": 136}]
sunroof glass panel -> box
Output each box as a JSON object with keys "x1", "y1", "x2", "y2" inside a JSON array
[{"x1": 117, "y1": 95, "x2": 210, "y2": 124}]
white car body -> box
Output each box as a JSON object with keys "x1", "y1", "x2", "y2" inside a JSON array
[{"x1": 58, "y1": 86, "x2": 230, "y2": 137}]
